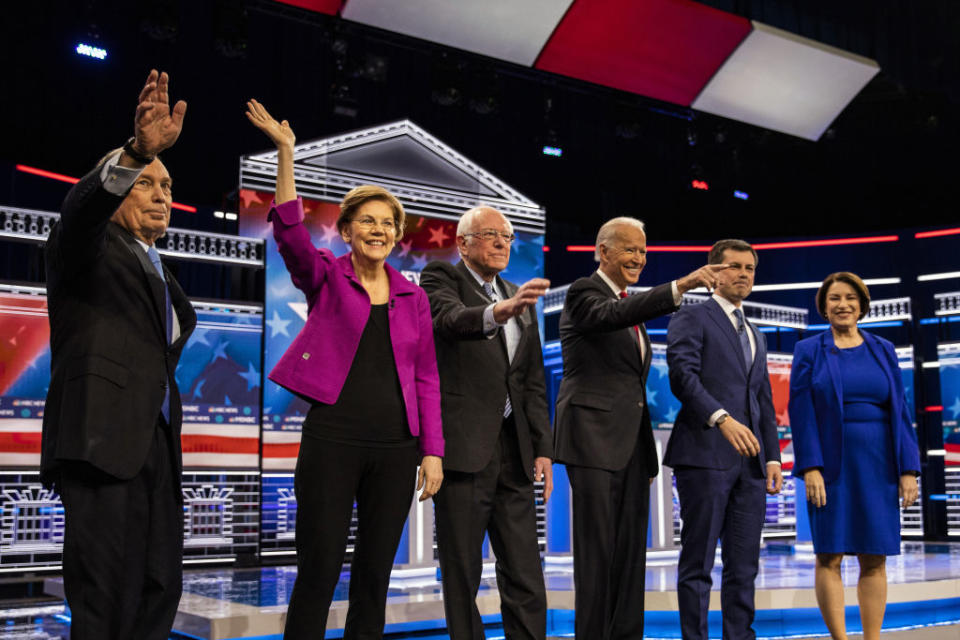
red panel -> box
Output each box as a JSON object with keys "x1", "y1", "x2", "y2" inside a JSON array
[
  {"x1": 536, "y1": 0, "x2": 751, "y2": 106},
  {"x1": 273, "y1": 0, "x2": 343, "y2": 15}
]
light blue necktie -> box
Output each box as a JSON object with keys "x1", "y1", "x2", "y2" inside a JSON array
[
  {"x1": 147, "y1": 246, "x2": 172, "y2": 423},
  {"x1": 733, "y1": 308, "x2": 753, "y2": 371},
  {"x1": 482, "y1": 281, "x2": 512, "y2": 419}
]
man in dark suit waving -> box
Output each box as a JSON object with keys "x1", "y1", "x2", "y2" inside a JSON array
[
  {"x1": 553, "y1": 217, "x2": 726, "y2": 640},
  {"x1": 665, "y1": 239, "x2": 783, "y2": 640},
  {"x1": 420, "y1": 206, "x2": 552, "y2": 640},
  {"x1": 42, "y1": 69, "x2": 196, "y2": 640}
]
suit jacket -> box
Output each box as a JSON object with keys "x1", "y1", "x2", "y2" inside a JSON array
[
  {"x1": 553, "y1": 273, "x2": 679, "y2": 473},
  {"x1": 419, "y1": 260, "x2": 551, "y2": 478},
  {"x1": 42, "y1": 164, "x2": 197, "y2": 484},
  {"x1": 788, "y1": 329, "x2": 920, "y2": 483},
  {"x1": 664, "y1": 297, "x2": 781, "y2": 474},
  {"x1": 266, "y1": 198, "x2": 443, "y2": 457}
]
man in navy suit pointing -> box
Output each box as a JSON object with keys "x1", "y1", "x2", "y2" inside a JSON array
[{"x1": 665, "y1": 239, "x2": 783, "y2": 640}]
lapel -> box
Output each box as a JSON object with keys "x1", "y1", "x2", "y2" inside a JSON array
[
  {"x1": 821, "y1": 331, "x2": 845, "y2": 413},
  {"x1": 456, "y1": 261, "x2": 511, "y2": 364},
  {"x1": 745, "y1": 317, "x2": 762, "y2": 382},
  {"x1": 705, "y1": 298, "x2": 747, "y2": 375},
  {"x1": 591, "y1": 272, "x2": 644, "y2": 374},
  {"x1": 111, "y1": 223, "x2": 167, "y2": 344}
]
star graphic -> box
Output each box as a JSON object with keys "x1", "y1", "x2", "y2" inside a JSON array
[
  {"x1": 192, "y1": 378, "x2": 206, "y2": 399},
  {"x1": 266, "y1": 310, "x2": 292, "y2": 338},
  {"x1": 665, "y1": 406, "x2": 679, "y2": 423},
  {"x1": 950, "y1": 396, "x2": 960, "y2": 420},
  {"x1": 410, "y1": 253, "x2": 428, "y2": 270},
  {"x1": 647, "y1": 390, "x2": 658, "y2": 407},
  {"x1": 656, "y1": 364, "x2": 670, "y2": 379},
  {"x1": 210, "y1": 339, "x2": 230, "y2": 363},
  {"x1": 191, "y1": 327, "x2": 211, "y2": 346},
  {"x1": 239, "y1": 189, "x2": 264, "y2": 208},
  {"x1": 224, "y1": 395, "x2": 232, "y2": 406},
  {"x1": 238, "y1": 362, "x2": 261, "y2": 392},
  {"x1": 397, "y1": 240, "x2": 412, "y2": 258},
  {"x1": 320, "y1": 223, "x2": 340, "y2": 245},
  {"x1": 428, "y1": 225, "x2": 450, "y2": 247}
]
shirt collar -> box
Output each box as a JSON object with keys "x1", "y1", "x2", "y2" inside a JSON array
[
  {"x1": 134, "y1": 238, "x2": 151, "y2": 253},
  {"x1": 712, "y1": 292, "x2": 742, "y2": 316},
  {"x1": 464, "y1": 261, "x2": 499, "y2": 294},
  {"x1": 596, "y1": 269, "x2": 625, "y2": 296}
]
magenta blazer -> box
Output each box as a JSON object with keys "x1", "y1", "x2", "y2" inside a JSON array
[{"x1": 266, "y1": 198, "x2": 444, "y2": 458}]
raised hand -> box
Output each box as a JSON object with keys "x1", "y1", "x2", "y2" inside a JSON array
[
  {"x1": 246, "y1": 99, "x2": 296, "y2": 150},
  {"x1": 133, "y1": 69, "x2": 187, "y2": 158},
  {"x1": 677, "y1": 263, "x2": 732, "y2": 293},
  {"x1": 493, "y1": 277, "x2": 551, "y2": 323}
]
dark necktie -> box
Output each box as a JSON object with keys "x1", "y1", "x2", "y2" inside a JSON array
[
  {"x1": 482, "y1": 281, "x2": 512, "y2": 419},
  {"x1": 733, "y1": 308, "x2": 753, "y2": 371},
  {"x1": 147, "y1": 246, "x2": 172, "y2": 422}
]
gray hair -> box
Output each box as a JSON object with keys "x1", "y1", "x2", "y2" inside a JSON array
[
  {"x1": 456, "y1": 206, "x2": 513, "y2": 254},
  {"x1": 594, "y1": 216, "x2": 646, "y2": 261}
]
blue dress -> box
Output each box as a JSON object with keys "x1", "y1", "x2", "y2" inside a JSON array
[{"x1": 808, "y1": 342, "x2": 901, "y2": 555}]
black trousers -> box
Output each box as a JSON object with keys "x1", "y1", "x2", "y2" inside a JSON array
[
  {"x1": 433, "y1": 417, "x2": 547, "y2": 640},
  {"x1": 566, "y1": 436, "x2": 650, "y2": 640},
  {"x1": 58, "y1": 421, "x2": 183, "y2": 640},
  {"x1": 283, "y1": 437, "x2": 418, "y2": 640},
  {"x1": 674, "y1": 458, "x2": 766, "y2": 640}
]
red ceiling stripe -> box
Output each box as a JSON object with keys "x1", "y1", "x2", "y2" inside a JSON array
[
  {"x1": 536, "y1": 0, "x2": 751, "y2": 106},
  {"x1": 915, "y1": 228, "x2": 960, "y2": 239},
  {"x1": 272, "y1": 0, "x2": 343, "y2": 15},
  {"x1": 752, "y1": 236, "x2": 898, "y2": 250},
  {"x1": 17, "y1": 164, "x2": 198, "y2": 213}
]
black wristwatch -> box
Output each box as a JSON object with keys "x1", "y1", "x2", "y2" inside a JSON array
[{"x1": 122, "y1": 137, "x2": 156, "y2": 165}]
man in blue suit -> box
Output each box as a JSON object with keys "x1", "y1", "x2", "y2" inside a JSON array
[{"x1": 665, "y1": 239, "x2": 783, "y2": 640}]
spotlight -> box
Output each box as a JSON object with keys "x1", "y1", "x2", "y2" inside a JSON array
[
  {"x1": 691, "y1": 180, "x2": 709, "y2": 191},
  {"x1": 542, "y1": 146, "x2": 563, "y2": 157},
  {"x1": 733, "y1": 190, "x2": 749, "y2": 200},
  {"x1": 76, "y1": 43, "x2": 107, "y2": 60}
]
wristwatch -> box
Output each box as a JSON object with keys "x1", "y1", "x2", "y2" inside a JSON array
[
  {"x1": 123, "y1": 137, "x2": 156, "y2": 165},
  {"x1": 715, "y1": 413, "x2": 730, "y2": 427}
]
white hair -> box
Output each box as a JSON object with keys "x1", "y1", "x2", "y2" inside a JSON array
[
  {"x1": 456, "y1": 206, "x2": 514, "y2": 255},
  {"x1": 594, "y1": 217, "x2": 646, "y2": 261}
]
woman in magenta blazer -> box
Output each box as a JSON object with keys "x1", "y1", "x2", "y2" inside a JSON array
[{"x1": 247, "y1": 100, "x2": 443, "y2": 639}]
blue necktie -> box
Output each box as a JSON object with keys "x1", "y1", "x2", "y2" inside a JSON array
[
  {"x1": 483, "y1": 281, "x2": 512, "y2": 419},
  {"x1": 147, "y1": 246, "x2": 172, "y2": 423},
  {"x1": 733, "y1": 308, "x2": 753, "y2": 371}
]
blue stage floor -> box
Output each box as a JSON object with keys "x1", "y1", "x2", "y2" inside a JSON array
[{"x1": 7, "y1": 542, "x2": 960, "y2": 639}]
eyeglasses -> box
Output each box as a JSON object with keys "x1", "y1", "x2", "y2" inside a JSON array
[
  {"x1": 352, "y1": 216, "x2": 397, "y2": 231},
  {"x1": 464, "y1": 229, "x2": 516, "y2": 244}
]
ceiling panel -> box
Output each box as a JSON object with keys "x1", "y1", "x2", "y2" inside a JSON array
[
  {"x1": 274, "y1": 0, "x2": 343, "y2": 15},
  {"x1": 535, "y1": 0, "x2": 751, "y2": 106},
  {"x1": 691, "y1": 22, "x2": 880, "y2": 141},
  {"x1": 342, "y1": 0, "x2": 574, "y2": 66}
]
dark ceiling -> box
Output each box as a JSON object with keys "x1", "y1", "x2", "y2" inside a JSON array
[{"x1": 2, "y1": 0, "x2": 957, "y2": 253}]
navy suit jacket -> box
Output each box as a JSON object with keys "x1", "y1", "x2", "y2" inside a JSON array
[
  {"x1": 664, "y1": 297, "x2": 780, "y2": 474},
  {"x1": 788, "y1": 330, "x2": 920, "y2": 483}
]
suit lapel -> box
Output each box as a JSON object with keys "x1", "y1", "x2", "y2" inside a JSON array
[
  {"x1": 592, "y1": 273, "x2": 644, "y2": 374},
  {"x1": 111, "y1": 224, "x2": 167, "y2": 343},
  {"x1": 705, "y1": 298, "x2": 747, "y2": 375},
  {"x1": 822, "y1": 332, "x2": 844, "y2": 412},
  {"x1": 456, "y1": 261, "x2": 510, "y2": 363}
]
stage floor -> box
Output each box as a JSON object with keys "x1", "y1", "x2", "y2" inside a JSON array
[{"x1": 15, "y1": 542, "x2": 960, "y2": 639}]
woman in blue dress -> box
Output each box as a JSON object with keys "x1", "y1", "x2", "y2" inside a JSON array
[{"x1": 789, "y1": 272, "x2": 920, "y2": 640}]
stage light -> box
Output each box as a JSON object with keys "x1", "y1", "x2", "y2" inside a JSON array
[
  {"x1": 691, "y1": 180, "x2": 709, "y2": 190},
  {"x1": 225, "y1": 212, "x2": 238, "y2": 221},
  {"x1": 76, "y1": 43, "x2": 107, "y2": 60},
  {"x1": 733, "y1": 190, "x2": 749, "y2": 200},
  {"x1": 918, "y1": 271, "x2": 960, "y2": 282},
  {"x1": 542, "y1": 146, "x2": 562, "y2": 157},
  {"x1": 916, "y1": 227, "x2": 960, "y2": 239},
  {"x1": 214, "y1": 211, "x2": 225, "y2": 219},
  {"x1": 752, "y1": 235, "x2": 898, "y2": 250}
]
